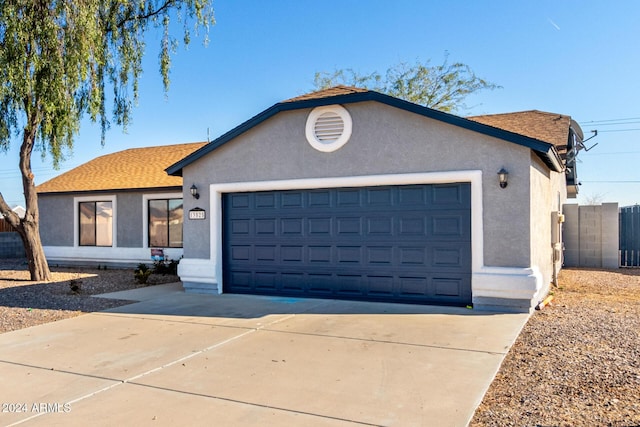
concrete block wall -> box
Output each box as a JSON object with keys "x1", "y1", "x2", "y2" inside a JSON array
[
  {"x1": 563, "y1": 204, "x2": 579, "y2": 266},
  {"x1": 601, "y1": 203, "x2": 620, "y2": 268},
  {"x1": 563, "y1": 203, "x2": 619, "y2": 268},
  {"x1": 0, "y1": 232, "x2": 25, "y2": 258}
]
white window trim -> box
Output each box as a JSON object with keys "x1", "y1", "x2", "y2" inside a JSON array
[
  {"x1": 142, "y1": 192, "x2": 183, "y2": 249},
  {"x1": 74, "y1": 195, "x2": 117, "y2": 248},
  {"x1": 305, "y1": 105, "x2": 353, "y2": 152}
]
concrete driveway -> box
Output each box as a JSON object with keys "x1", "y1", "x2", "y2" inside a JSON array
[{"x1": 0, "y1": 283, "x2": 529, "y2": 426}]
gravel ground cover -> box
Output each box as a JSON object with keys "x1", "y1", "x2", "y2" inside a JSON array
[
  {"x1": 0, "y1": 258, "x2": 178, "y2": 334},
  {"x1": 1, "y1": 260, "x2": 638, "y2": 425},
  {"x1": 471, "y1": 268, "x2": 640, "y2": 427}
]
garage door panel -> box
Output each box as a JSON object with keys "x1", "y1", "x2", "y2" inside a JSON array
[
  {"x1": 308, "y1": 217, "x2": 332, "y2": 235},
  {"x1": 429, "y1": 212, "x2": 471, "y2": 239},
  {"x1": 367, "y1": 217, "x2": 393, "y2": 235},
  {"x1": 223, "y1": 184, "x2": 471, "y2": 306},
  {"x1": 255, "y1": 193, "x2": 276, "y2": 208},
  {"x1": 396, "y1": 276, "x2": 426, "y2": 296},
  {"x1": 430, "y1": 244, "x2": 471, "y2": 270},
  {"x1": 308, "y1": 274, "x2": 333, "y2": 294},
  {"x1": 281, "y1": 191, "x2": 304, "y2": 208},
  {"x1": 366, "y1": 275, "x2": 395, "y2": 296},
  {"x1": 230, "y1": 245, "x2": 251, "y2": 261},
  {"x1": 336, "y1": 275, "x2": 362, "y2": 295},
  {"x1": 337, "y1": 189, "x2": 361, "y2": 206},
  {"x1": 230, "y1": 271, "x2": 252, "y2": 289},
  {"x1": 255, "y1": 245, "x2": 276, "y2": 262},
  {"x1": 281, "y1": 245, "x2": 303, "y2": 263},
  {"x1": 433, "y1": 277, "x2": 464, "y2": 297},
  {"x1": 254, "y1": 218, "x2": 276, "y2": 235},
  {"x1": 308, "y1": 190, "x2": 331, "y2": 207},
  {"x1": 230, "y1": 218, "x2": 251, "y2": 234},
  {"x1": 398, "y1": 186, "x2": 426, "y2": 205},
  {"x1": 336, "y1": 246, "x2": 362, "y2": 264},
  {"x1": 309, "y1": 246, "x2": 331, "y2": 263},
  {"x1": 281, "y1": 273, "x2": 305, "y2": 292},
  {"x1": 399, "y1": 246, "x2": 425, "y2": 265},
  {"x1": 336, "y1": 217, "x2": 362, "y2": 235},
  {"x1": 367, "y1": 187, "x2": 393, "y2": 205},
  {"x1": 281, "y1": 218, "x2": 303, "y2": 235},
  {"x1": 229, "y1": 194, "x2": 250, "y2": 209},
  {"x1": 255, "y1": 272, "x2": 277, "y2": 290}
]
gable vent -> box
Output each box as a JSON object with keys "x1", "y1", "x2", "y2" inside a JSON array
[
  {"x1": 305, "y1": 105, "x2": 353, "y2": 152},
  {"x1": 314, "y1": 112, "x2": 345, "y2": 142}
]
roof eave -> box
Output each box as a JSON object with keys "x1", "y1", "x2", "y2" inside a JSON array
[
  {"x1": 536, "y1": 147, "x2": 565, "y2": 173},
  {"x1": 167, "y1": 90, "x2": 566, "y2": 175},
  {"x1": 37, "y1": 185, "x2": 183, "y2": 196}
]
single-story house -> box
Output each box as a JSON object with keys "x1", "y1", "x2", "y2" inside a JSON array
[
  {"x1": 37, "y1": 142, "x2": 206, "y2": 265},
  {"x1": 38, "y1": 86, "x2": 584, "y2": 312}
]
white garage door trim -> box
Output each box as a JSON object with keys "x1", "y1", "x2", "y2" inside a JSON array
[{"x1": 197, "y1": 171, "x2": 482, "y2": 293}]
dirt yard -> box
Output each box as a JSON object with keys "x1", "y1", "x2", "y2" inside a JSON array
[{"x1": 470, "y1": 268, "x2": 640, "y2": 426}]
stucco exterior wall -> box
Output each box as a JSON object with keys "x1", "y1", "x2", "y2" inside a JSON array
[
  {"x1": 117, "y1": 192, "x2": 144, "y2": 248},
  {"x1": 182, "y1": 101, "x2": 534, "y2": 270},
  {"x1": 529, "y1": 153, "x2": 567, "y2": 299},
  {"x1": 39, "y1": 194, "x2": 74, "y2": 246}
]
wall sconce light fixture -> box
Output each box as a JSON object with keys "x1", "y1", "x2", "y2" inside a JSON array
[
  {"x1": 190, "y1": 184, "x2": 200, "y2": 199},
  {"x1": 497, "y1": 168, "x2": 509, "y2": 189}
]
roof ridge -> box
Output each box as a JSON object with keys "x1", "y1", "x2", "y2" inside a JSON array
[
  {"x1": 469, "y1": 110, "x2": 569, "y2": 119},
  {"x1": 282, "y1": 85, "x2": 371, "y2": 103}
]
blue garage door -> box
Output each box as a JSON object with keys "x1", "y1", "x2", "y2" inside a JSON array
[{"x1": 223, "y1": 183, "x2": 471, "y2": 306}]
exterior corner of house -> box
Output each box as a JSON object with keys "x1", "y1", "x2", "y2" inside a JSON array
[
  {"x1": 178, "y1": 257, "x2": 220, "y2": 294},
  {"x1": 471, "y1": 265, "x2": 543, "y2": 312}
]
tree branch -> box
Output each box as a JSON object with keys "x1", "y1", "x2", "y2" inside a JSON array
[
  {"x1": 117, "y1": 0, "x2": 176, "y2": 28},
  {"x1": 0, "y1": 192, "x2": 20, "y2": 229}
]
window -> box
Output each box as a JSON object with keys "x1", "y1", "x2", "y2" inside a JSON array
[
  {"x1": 148, "y1": 198, "x2": 183, "y2": 248},
  {"x1": 79, "y1": 201, "x2": 113, "y2": 246}
]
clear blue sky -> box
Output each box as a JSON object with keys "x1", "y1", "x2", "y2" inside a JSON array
[{"x1": 2, "y1": 0, "x2": 639, "y2": 208}]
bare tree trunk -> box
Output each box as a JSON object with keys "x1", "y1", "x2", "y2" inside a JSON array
[
  {"x1": 0, "y1": 193, "x2": 49, "y2": 281},
  {"x1": 0, "y1": 108, "x2": 52, "y2": 281},
  {"x1": 17, "y1": 216, "x2": 51, "y2": 281}
]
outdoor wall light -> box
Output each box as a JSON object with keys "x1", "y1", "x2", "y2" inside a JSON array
[
  {"x1": 497, "y1": 168, "x2": 509, "y2": 189},
  {"x1": 190, "y1": 184, "x2": 200, "y2": 199}
]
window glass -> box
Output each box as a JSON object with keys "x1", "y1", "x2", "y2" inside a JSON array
[
  {"x1": 168, "y1": 199, "x2": 184, "y2": 248},
  {"x1": 149, "y1": 198, "x2": 183, "y2": 248},
  {"x1": 149, "y1": 200, "x2": 168, "y2": 247},
  {"x1": 96, "y1": 202, "x2": 113, "y2": 246},
  {"x1": 79, "y1": 201, "x2": 112, "y2": 246},
  {"x1": 79, "y1": 202, "x2": 96, "y2": 246}
]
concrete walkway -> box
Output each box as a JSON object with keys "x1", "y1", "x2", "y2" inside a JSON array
[{"x1": 0, "y1": 284, "x2": 529, "y2": 426}]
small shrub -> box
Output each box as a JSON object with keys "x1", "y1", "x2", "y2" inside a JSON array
[
  {"x1": 134, "y1": 263, "x2": 152, "y2": 284},
  {"x1": 69, "y1": 279, "x2": 82, "y2": 294},
  {"x1": 153, "y1": 258, "x2": 179, "y2": 276}
]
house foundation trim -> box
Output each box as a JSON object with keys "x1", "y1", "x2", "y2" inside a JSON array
[
  {"x1": 472, "y1": 265, "x2": 544, "y2": 312},
  {"x1": 43, "y1": 246, "x2": 184, "y2": 267},
  {"x1": 179, "y1": 258, "x2": 219, "y2": 294}
]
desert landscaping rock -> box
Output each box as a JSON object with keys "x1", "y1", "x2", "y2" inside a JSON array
[
  {"x1": 0, "y1": 260, "x2": 177, "y2": 334},
  {"x1": 471, "y1": 268, "x2": 640, "y2": 427}
]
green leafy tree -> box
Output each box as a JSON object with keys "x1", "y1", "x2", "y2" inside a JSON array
[
  {"x1": 0, "y1": 0, "x2": 215, "y2": 280},
  {"x1": 314, "y1": 53, "x2": 500, "y2": 113}
]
